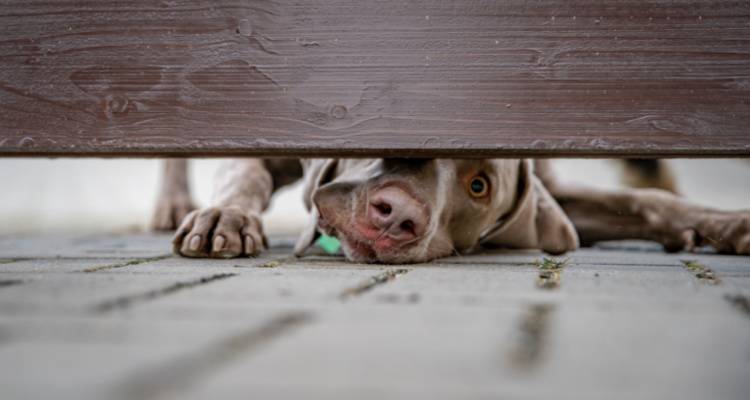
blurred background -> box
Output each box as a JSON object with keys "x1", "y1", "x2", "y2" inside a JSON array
[{"x1": 0, "y1": 159, "x2": 747, "y2": 235}]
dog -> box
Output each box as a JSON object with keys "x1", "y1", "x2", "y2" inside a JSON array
[{"x1": 154, "y1": 158, "x2": 749, "y2": 263}]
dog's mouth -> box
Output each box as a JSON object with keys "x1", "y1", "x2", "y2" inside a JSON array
[
  {"x1": 320, "y1": 221, "x2": 419, "y2": 263},
  {"x1": 340, "y1": 235, "x2": 378, "y2": 261}
]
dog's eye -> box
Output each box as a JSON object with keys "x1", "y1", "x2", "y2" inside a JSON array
[{"x1": 468, "y1": 176, "x2": 489, "y2": 198}]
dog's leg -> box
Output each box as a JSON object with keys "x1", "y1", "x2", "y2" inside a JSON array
[
  {"x1": 173, "y1": 159, "x2": 271, "y2": 258},
  {"x1": 620, "y1": 159, "x2": 679, "y2": 194},
  {"x1": 548, "y1": 183, "x2": 750, "y2": 254},
  {"x1": 151, "y1": 159, "x2": 196, "y2": 231},
  {"x1": 263, "y1": 158, "x2": 304, "y2": 189},
  {"x1": 533, "y1": 160, "x2": 559, "y2": 191},
  {"x1": 535, "y1": 159, "x2": 680, "y2": 194}
]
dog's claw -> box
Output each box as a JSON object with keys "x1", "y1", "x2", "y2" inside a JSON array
[
  {"x1": 189, "y1": 235, "x2": 201, "y2": 251},
  {"x1": 213, "y1": 235, "x2": 226, "y2": 252},
  {"x1": 737, "y1": 235, "x2": 750, "y2": 255}
]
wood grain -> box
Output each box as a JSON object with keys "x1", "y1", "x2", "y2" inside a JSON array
[{"x1": 1, "y1": 0, "x2": 749, "y2": 157}]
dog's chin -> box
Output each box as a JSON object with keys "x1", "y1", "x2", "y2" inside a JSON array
[
  {"x1": 338, "y1": 233, "x2": 443, "y2": 264},
  {"x1": 319, "y1": 215, "x2": 448, "y2": 264},
  {"x1": 339, "y1": 236, "x2": 380, "y2": 263}
]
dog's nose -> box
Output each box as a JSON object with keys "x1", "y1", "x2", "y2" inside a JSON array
[{"x1": 367, "y1": 186, "x2": 428, "y2": 243}]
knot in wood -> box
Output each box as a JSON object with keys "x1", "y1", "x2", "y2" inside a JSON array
[
  {"x1": 103, "y1": 94, "x2": 130, "y2": 119},
  {"x1": 330, "y1": 105, "x2": 347, "y2": 119},
  {"x1": 237, "y1": 19, "x2": 253, "y2": 36}
]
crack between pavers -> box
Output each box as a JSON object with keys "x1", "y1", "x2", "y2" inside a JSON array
[
  {"x1": 509, "y1": 303, "x2": 556, "y2": 370},
  {"x1": 5, "y1": 256, "x2": 163, "y2": 261},
  {"x1": 233, "y1": 256, "x2": 293, "y2": 269},
  {"x1": 681, "y1": 260, "x2": 721, "y2": 285},
  {"x1": 81, "y1": 254, "x2": 171, "y2": 273},
  {"x1": 340, "y1": 268, "x2": 410, "y2": 300},
  {"x1": 0, "y1": 259, "x2": 19, "y2": 265},
  {"x1": 0, "y1": 279, "x2": 23, "y2": 288},
  {"x1": 0, "y1": 325, "x2": 9, "y2": 346},
  {"x1": 93, "y1": 273, "x2": 237, "y2": 313},
  {"x1": 724, "y1": 294, "x2": 750, "y2": 317},
  {"x1": 112, "y1": 311, "x2": 312, "y2": 400}
]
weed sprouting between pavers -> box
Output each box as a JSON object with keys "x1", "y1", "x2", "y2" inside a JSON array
[
  {"x1": 535, "y1": 257, "x2": 569, "y2": 290},
  {"x1": 681, "y1": 260, "x2": 720, "y2": 285},
  {"x1": 535, "y1": 257, "x2": 569, "y2": 271},
  {"x1": 234, "y1": 256, "x2": 295, "y2": 269},
  {"x1": 255, "y1": 260, "x2": 282, "y2": 268}
]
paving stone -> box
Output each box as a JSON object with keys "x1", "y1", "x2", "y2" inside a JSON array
[
  {"x1": 0, "y1": 311, "x2": 290, "y2": 400},
  {"x1": 161, "y1": 305, "x2": 527, "y2": 400},
  {"x1": 107, "y1": 253, "x2": 281, "y2": 275},
  {"x1": 0, "y1": 270, "x2": 239, "y2": 316},
  {"x1": 357, "y1": 264, "x2": 543, "y2": 307},
  {"x1": 177, "y1": 301, "x2": 750, "y2": 400},
  {"x1": 0, "y1": 233, "x2": 172, "y2": 259},
  {"x1": 353, "y1": 262, "x2": 724, "y2": 313},
  {"x1": 562, "y1": 264, "x2": 712, "y2": 301},
  {"x1": 538, "y1": 303, "x2": 750, "y2": 400},
  {"x1": 437, "y1": 246, "x2": 686, "y2": 268},
  {"x1": 124, "y1": 263, "x2": 398, "y2": 318},
  {"x1": 0, "y1": 257, "x2": 165, "y2": 274}
]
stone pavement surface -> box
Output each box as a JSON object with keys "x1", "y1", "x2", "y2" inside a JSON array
[{"x1": 0, "y1": 233, "x2": 748, "y2": 400}]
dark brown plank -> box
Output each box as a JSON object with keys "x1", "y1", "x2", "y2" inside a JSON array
[{"x1": 1, "y1": 0, "x2": 749, "y2": 157}]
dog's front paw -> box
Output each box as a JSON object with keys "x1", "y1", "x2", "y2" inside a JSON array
[
  {"x1": 151, "y1": 193, "x2": 196, "y2": 231},
  {"x1": 172, "y1": 206, "x2": 266, "y2": 258},
  {"x1": 693, "y1": 212, "x2": 750, "y2": 255}
]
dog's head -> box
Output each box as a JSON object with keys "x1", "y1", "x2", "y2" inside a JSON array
[{"x1": 295, "y1": 159, "x2": 578, "y2": 263}]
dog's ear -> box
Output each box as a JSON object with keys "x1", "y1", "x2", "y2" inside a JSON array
[
  {"x1": 294, "y1": 159, "x2": 339, "y2": 256},
  {"x1": 480, "y1": 160, "x2": 579, "y2": 254}
]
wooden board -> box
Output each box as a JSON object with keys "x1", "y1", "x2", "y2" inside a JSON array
[{"x1": 1, "y1": 0, "x2": 749, "y2": 157}]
